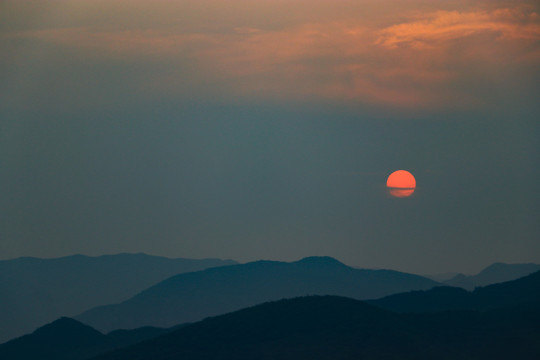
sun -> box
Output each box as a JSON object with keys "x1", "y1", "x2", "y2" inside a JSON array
[{"x1": 386, "y1": 170, "x2": 416, "y2": 198}]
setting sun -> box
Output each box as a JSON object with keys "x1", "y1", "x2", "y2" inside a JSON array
[{"x1": 387, "y1": 170, "x2": 416, "y2": 197}]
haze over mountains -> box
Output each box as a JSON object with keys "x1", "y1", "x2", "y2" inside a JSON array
[
  {"x1": 370, "y1": 270, "x2": 540, "y2": 313},
  {"x1": 0, "y1": 254, "x2": 235, "y2": 342},
  {"x1": 441, "y1": 262, "x2": 540, "y2": 290},
  {"x1": 4, "y1": 252, "x2": 537, "y2": 344},
  {"x1": 2, "y1": 255, "x2": 540, "y2": 359},
  {"x1": 76, "y1": 256, "x2": 439, "y2": 332},
  {"x1": 4, "y1": 268, "x2": 540, "y2": 360}
]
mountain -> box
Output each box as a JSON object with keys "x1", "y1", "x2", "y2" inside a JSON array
[
  {"x1": 0, "y1": 317, "x2": 110, "y2": 360},
  {"x1": 76, "y1": 256, "x2": 440, "y2": 332},
  {"x1": 423, "y1": 271, "x2": 460, "y2": 282},
  {"x1": 443, "y1": 262, "x2": 540, "y2": 290},
  {"x1": 90, "y1": 295, "x2": 540, "y2": 360},
  {"x1": 0, "y1": 317, "x2": 173, "y2": 360},
  {"x1": 7, "y1": 272, "x2": 540, "y2": 360},
  {"x1": 369, "y1": 270, "x2": 540, "y2": 313},
  {"x1": 0, "y1": 253, "x2": 236, "y2": 342}
]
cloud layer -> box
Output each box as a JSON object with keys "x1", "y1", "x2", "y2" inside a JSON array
[{"x1": 2, "y1": 0, "x2": 539, "y2": 110}]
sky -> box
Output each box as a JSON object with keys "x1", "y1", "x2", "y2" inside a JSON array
[{"x1": 1, "y1": 0, "x2": 539, "y2": 274}]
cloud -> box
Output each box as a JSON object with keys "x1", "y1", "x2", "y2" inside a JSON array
[
  {"x1": 188, "y1": 5, "x2": 540, "y2": 108},
  {"x1": 2, "y1": 1, "x2": 539, "y2": 110},
  {"x1": 376, "y1": 8, "x2": 540, "y2": 49}
]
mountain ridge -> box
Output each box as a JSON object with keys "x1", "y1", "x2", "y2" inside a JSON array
[
  {"x1": 442, "y1": 262, "x2": 540, "y2": 290},
  {"x1": 369, "y1": 270, "x2": 540, "y2": 313},
  {"x1": 76, "y1": 256, "x2": 440, "y2": 332},
  {"x1": 5, "y1": 269, "x2": 540, "y2": 360},
  {"x1": 90, "y1": 295, "x2": 540, "y2": 360},
  {"x1": 0, "y1": 317, "x2": 174, "y2": 360},
  {"x1": 0, "y1": 254, "x2": 236, "y2": 343}
]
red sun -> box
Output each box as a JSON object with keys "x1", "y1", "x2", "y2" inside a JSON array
[{"x1": 386, "y1": 170, "x2": 416, "y2": 198}]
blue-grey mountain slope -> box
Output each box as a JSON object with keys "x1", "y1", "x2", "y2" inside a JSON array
[
  {"x1": 6, "y1": 269, "x2": 540, "y2": 360},
  {"x1": 443, "y1": 262, "x2": 540, "y2": 290},
  {"x1": 76, "y1": 256, "x2": 439, "y2": 332},
  {"x1": 0, "y1": 253, "x2": 235, "y2": 342},
  {"x1": 369, "y1": 270, "x2": 540, "y2": 313}
]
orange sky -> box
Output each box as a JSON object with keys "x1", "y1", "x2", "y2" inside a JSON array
[{"x1": 2, "y1": 0, "x2": 539, "y2": 110}]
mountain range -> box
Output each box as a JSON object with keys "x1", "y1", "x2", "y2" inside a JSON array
[
  {"x1": 4, "y1": 253, "x2": 538, "y2": 344},
  {"x1": 5, "y1": 286, "x2": 540, "y2": 360},
  {"x1": 0, "y1": 254, "x2": 235, "y2": 342},
  {"x1": 2, "y1": 266, "x2": 539, "y2": 359},
  {"x1": 76, "y1": 256, "x2": 440, "y2": 332},
  {"x1": 89, "y1": 294, "x2": 540, "y2": 360},
  {"x1": 0, "y1": 317, "x2": 175, "y2": 360},
  {"x1": 369, "y1": 269, "x2": 540, "y2": 313},
  {"x1": 75, "y1": 257, "x2": 439, "y2": 332},
  {"x1": 441, "y1": 262, "x2": 540, "y2": 290}
]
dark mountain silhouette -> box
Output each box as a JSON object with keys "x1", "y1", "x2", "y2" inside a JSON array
[
  {"x1": 0, "y1": 317, "x2": 109, "y2": 360},
  {"x1": 370, "y1": 270, "x2": 540, "y2": 313},
  {"x1": 443, "y1": 262, "x2": 540, "y2": 290},
  {"x1": 106, "y1": 326, "x2": 181, "y2": 348},
  {"x1": 0, "y1": 317, "x2": 174, "y2": 360},
  {"x1": 76, "y1": 256, "x2": 440, "y2": 332},
  {"x1": 6, "y1": 272, "x2": 540, "y2": 360},
  {"x1": 89, "y1": 295, "x2": 540, "y2": 360},
  {"x1": 0, "y1": 253, "x2": 235, "y2": 342}
]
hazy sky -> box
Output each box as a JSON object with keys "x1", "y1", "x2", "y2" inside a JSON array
[{"x1": 1, "y1": 0, "x2": 539, "y2": 274}]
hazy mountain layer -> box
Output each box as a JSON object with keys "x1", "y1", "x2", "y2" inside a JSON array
[
  {"x1": 370, "y1": 270, "x2": 540, "y2": 313},
  {"x1": 76, "y1": 256, "x2": 440, "y2": 332},
  {"x1": 5, "y1": 269, "x2": 539, "y2": 360},
  {"x1": 443, "y1": 262, "x2": 540, "y2": 290},
  {"x1": 90, "y1": 295, "x2": 540, "y2": 360},
  {"x1": 0, "y1": 253, "x2": 235, "y2": 342}
]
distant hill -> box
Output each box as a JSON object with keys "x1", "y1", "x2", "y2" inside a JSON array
[
  {"x1": 0, "y1": 317, "x2": 173, "y2": 360},
  {"x1": 0, "y1": 253, "x2": 236, "y2": 342},
  {"x1": 90, "y1": 295, "x2": 540, "y2": 360},
  {"x1": 76, "y1": 256, "x2": 440, "y2": 332},
  {"x1": 423, "y1": 271, "x2": 460, "y2": 282},
  {"x1": 369, "y1": 270, "x2": 540, "y2": 313},
  {"x1": 6, "y1": 272, "x2": 540, "y2": 360},
  {"x1": 443, "y1": 262, "x2": 540, "y2": 290}
]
